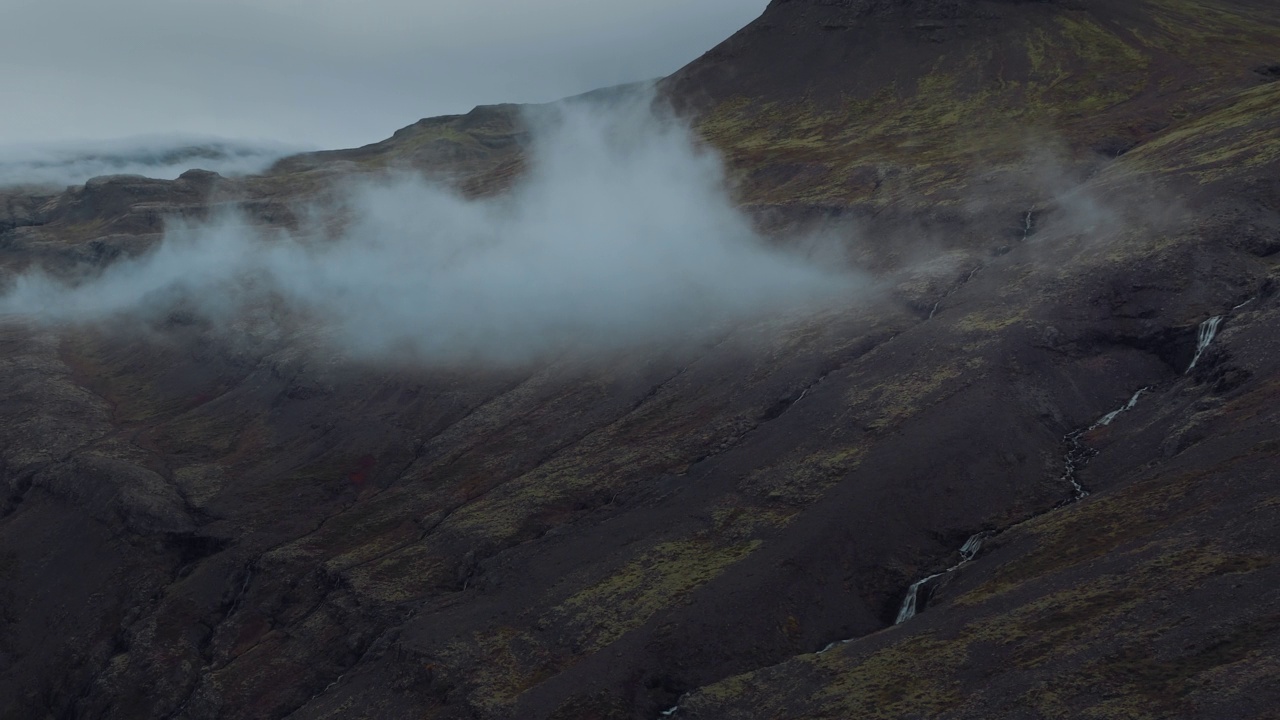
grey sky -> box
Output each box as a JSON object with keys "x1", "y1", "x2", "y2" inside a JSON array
[{"x1": 1, "y1": 0, "x2": 767, "y2": 150}]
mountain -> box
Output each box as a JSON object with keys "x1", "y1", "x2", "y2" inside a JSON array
[{"x1": 2, "y1": 1, "x2": 1279, "y2": 718}]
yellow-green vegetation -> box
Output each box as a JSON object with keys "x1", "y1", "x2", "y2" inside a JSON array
[
  {"x1": 1144, "y1": 0, "x2": 1280, "y2": 50},
  {"x1": 440, "y1": 626, "x2": 560, "y2": 715},
  {"x1": 696, "y1": 0, "x2": 1280, "y2": 209},
  {"x1": 425, "y1": 532, "x2": 769, "y2": 714},
  {"x1": 1031, "y1": 15, "x2": 1150, "y2": 114},
  {"x1": 690, "y1": 541, "x2": 1272, "y2": 719},
  {"x1": 379, "y1": 108, "x2": 522, "y2": 168},
  {"x1": 394, "y1": 124, "x2": 482, "y2": 153},
  {"x1": 685, "y1": 418, "x2": 1280, "y2": 719},
  {"x1": 709, "y1": 500, "x2": 801, "y2": 540},
  {"x1": 1118, "y1": 81, "x2": 1280, "y2": 183},
  {"x1": 44, "y1": 218, "x2": 108, "y2": 243},
  {"x1": 1066, "y1": 613, "x2": 1280, "y2": 719},
  {"x1": 698, "y1": 93, "x2": 1005, "y2": 207},
  {"x1": 442, "y1": 443, "x2": 681, "y2": 541},
  {"x1": 697, "y1": 631, "x2": 968, "y2": 717},
  {"x1": 1000, "y1": 547, "x2": 1276, "y2": 719},
  {"x1": 740, "y1": 444, "x2": 869, "y2": 505},
  {"x1": 267, "y1": 495, "x2": 425, "y2": 570},
  {"x1": 954, "y1": 307, "x2": 1028, "y2": 334},
  {"x1": 441, "y1": 383, "x2": 779, "y2": 542},
  {"x1": 958, "y1": 454, "x2": 1268, "y2": 604},
  {"x1": 553, "y1": 537, "x2": 762, "y2": 652},
  {"x1": 846, "y1": 355, "x2": 986, "y2": 432},
  {"x1": 433, "y1": 530, "x2": 769, "y2": 714},
  {"x1": 339, "y1": 543, "x2": 454, "y2": 604},
  {"x1": 264, "y1": 107, "x2": 523, "y2": 182},
  {"x1": 809, "y1": 632, "x2": 969, "y2": 717},
  {"x1": 158, "y1": 412, "x2": 267, "y2": 460}
]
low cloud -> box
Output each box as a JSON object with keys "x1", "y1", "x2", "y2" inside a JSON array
[
  {"x1": 0, "y1": 94, "x2": 860, "y2": 367},
  {"x1": 0, "y1": 136, "x2": 307, "y2": 188}
]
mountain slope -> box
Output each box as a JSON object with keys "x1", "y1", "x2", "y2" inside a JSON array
[
  {"x1": 0, "y1": 1, "x2": 1279, "y2": 719},
  {"x1": 670, "y1": 0, "x2": 1280, "y2": 209}
]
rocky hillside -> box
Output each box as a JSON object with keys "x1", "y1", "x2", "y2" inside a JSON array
[{"x1": 1, "y1": 0, "x2": 1279, "y2": 718}]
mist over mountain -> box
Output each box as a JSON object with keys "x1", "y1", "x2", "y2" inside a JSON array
[
  {"x1": 1, "y1": 96, "x2": 856, "y2": 366},
  {"x1": 0, "y1": 137, "x2": 306, "y2": 188}
]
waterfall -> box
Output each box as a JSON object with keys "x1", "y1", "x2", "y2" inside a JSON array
[
  {"x1": 927, "y1": 266, "x2": 981, "y2": 321},
  {"x1": 894, "y1": 531, "x2": 992, "y2": 624},
  {"x1": 958, "y1": 532, "x2": 988, "y2": 560},
  {"x1": 1093, "y1": 388, "x2": 1148, "y2": 428},
  {"x1": 1057, "y1": 385, "x2": 1151, "y2": 500},
  {"x1": 1020, "y1": 211, "x2": 1034, "y2": 241},
  {"x1": 895, "y1": 571, "x2": 945, "y2": 624},
  {"x1": 1059, "y1": 428, "x2": 1094, "y2": 501},
  {"x1": 1186, "y1": 316, "x2": 1223, "y2": 373},
  {"x1": 647, "y1": 296, "x2": 1255, "y2": 708},
  {"x1": 817, "y1": 640, "x2": 844, "y2": 654},
  {"x1": 658, "y1": 693, "x2": 689, "y2": 717},
  {"x1": 896, "y1": 381, "x2": 1153, "y2": 627}
]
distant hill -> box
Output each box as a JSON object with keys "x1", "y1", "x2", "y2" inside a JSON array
[{"x1": 0, "y1": 136, "x2": 305, "y2": 188}]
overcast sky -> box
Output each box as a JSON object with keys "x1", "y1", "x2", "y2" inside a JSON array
[{"x1": 1, "y1": 0, "x2": 767, "y2": 151}]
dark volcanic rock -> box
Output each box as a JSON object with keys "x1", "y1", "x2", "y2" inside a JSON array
[{"x1": 0, "y1": 190, "x2": 56, "y2": 235}]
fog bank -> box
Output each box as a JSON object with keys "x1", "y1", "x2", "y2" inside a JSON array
[
  {"x1": 0, "y1": 96, "x2": 859, "y2": 366},
  {"x1": 0, "y1": 137, "x2": 306, "y2": 188}
]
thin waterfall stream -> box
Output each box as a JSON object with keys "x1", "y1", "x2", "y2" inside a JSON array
[
  {"x1": 927, "y1": 266, "x2": 982, "y2": 321},
  {"x1": 892, "y1": 531, "x2": 993, "y2": 624},
  {"x1": 654, "y1": 298, "x2": 1260, "y2": 717},
  {"x1": 1186, "y1": 316, "x2": 1223, "y2": 373},
  {"x1": 888, "y1": 297, "x2": 1258, "y2": 633},
  {"x1": 892, "y1": 385, "x2": 1151, "y2": 626}
]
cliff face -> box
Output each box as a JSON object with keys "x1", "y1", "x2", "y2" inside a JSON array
[{"x1": 1, "y1": 1, "x2": 1279, "y2": 719}]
